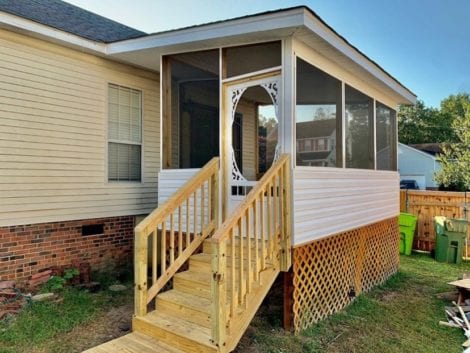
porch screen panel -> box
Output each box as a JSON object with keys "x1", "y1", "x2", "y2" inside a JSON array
[
  {"x1": 295, "y1": 58, "x2": 342, "y2": 167},
  {"x1": 165, "y1": 50, "x2": 220, "y2": 169},
  {"x1": 345, "y1": 85, "x2": 374, "y2": 170},
  {"x1": 376, "y1": 103, "x2": 397, "y2": 171},
  {"x1": 224, "y1": 41, "x2": 281, "y2": 78}
]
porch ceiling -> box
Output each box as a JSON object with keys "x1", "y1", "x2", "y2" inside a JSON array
[{"x1": 106, "y1": 6, "x2": 415, "y2": 105}]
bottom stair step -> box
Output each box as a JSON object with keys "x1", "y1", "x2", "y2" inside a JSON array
[
  {"x1": 133, "y1": 310, "x2": 218, "y2": 353},
  {"x1": 82, "y1": 331, "x2": 184, "y2": 353}
]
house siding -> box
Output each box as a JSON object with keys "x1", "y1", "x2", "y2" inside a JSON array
[
  {"x1": 293, "y1": 167, "x2": 399, "y2": 246},
  {"x1": 398, "y1": 144, "x2": 440, "y2": 189},
  {"x1": 0, "y1": 28, "x2": 160, "y2": 227}
]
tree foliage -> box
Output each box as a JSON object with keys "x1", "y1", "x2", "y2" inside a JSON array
[
  {"x1": 434, "y1": 109, "x2": 470, "y2": 191},
  {"x1": 397, "y1": 100, "x2": 455, "y2": 144},
  {"x1": 399, "y1": 93, "x2": 470, "y2": 191}
]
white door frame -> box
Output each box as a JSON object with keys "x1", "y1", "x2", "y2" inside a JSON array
[{"x1": 221, "y1": 70, "x2": 282, "y2": 218}]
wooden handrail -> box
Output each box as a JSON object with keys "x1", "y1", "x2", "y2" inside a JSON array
[
  {"x1": 209, "y1": 154, "x2": 290, "y2": 243},
  {"x1": 209, "y1": 154, "x2": 291, "y2": 349},
  {"x1": 135, "y1": 158, "x2": 220, "y2": 236},
  {"x1": 134, "y1": 157, "x2": 219, "y2": 317}
]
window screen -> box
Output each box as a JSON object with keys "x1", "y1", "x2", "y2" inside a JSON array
[{"x1": 108, "y1": 84, "x2": 142, "y2": 181}]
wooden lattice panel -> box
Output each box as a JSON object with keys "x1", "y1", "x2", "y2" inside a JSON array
[{"x1": 292, "y1": 217, "x2": 399, "y2": 332}]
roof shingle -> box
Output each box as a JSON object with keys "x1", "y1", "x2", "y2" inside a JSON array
[{"x1": 0, "y1": 0, "x2": 146, "y2": 43}]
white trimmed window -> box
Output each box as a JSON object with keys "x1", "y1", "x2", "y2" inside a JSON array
[{"x1": 108, "y1": 84, "x2": 142, "y2": 182}]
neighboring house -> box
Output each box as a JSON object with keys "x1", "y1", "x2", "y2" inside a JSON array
[
  {"x1": 398, "y1": 143, "x2": 442, "y2": 189},
  {"x1": 0, "y1": 1, "x2": 416, "y2": 351}
]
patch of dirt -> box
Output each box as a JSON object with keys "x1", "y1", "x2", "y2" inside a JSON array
[{"x1": 31, "y1": 302, "x2": 133, "y2": 353}]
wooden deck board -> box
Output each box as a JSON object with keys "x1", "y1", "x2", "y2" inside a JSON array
[{"x1": 82, "y1": 332, "x2": 185, "y2": 353}]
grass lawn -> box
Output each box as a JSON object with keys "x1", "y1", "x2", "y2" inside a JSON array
[
  {"x1": 242, "y1": 253, "x2": 470, "y2": 353},
  {"x1": 1, "y1": 254, "x2": 468, "y2": 353},
  {"x1": 0, "y1": 283, "x2": 133, "y2": 353}
]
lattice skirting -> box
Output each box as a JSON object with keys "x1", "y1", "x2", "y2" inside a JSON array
[{"x1": 292, "y1": 217, "x2": 399, "y2": 332}]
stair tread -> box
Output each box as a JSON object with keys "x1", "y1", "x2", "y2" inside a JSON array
[
  {"x1": 82, "y1": 332, "x2": 185, "y2": 353},
  {"x1": 140, "y1": 310, "x2": 214, "y2": 348},
  {"x1": 157, "y1": 289, "x2": 211, "y2": 313},
  {"x1": 174, "y1": 270, "x2": 210, "y2": 284}
]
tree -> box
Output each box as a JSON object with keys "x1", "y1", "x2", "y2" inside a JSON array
[
  {"x1": 398, "y1": 100, "x2": 455, "y2": 144},
  {"x1": 434, "y1": 107, "x2": 470, "y2": 191}
]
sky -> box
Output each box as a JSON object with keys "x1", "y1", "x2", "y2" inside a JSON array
[{"x1": 65, "y1": 0, "x2": 470, "y2": 108}]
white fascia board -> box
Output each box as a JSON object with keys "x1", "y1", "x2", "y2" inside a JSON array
[
  {"x1": 302, "y1": 12, "x2": 416, "y2": 105},
  {"x1": 107, "y1": 9, "x2": 305, "y2": 54},
  {"x1": 0, "y1": 11, "x2": 106, "y2": 54}
]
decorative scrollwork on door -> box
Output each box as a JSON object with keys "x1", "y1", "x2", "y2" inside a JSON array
[
  {"x1": 231, "y1": 88, "x2": 246, "y2": 123},
  {"x1": 228, "y1": 77, "x2": 281, "y2": 182},
  {"x1": 231, "y1": 149, "x2": 246, "y2": 181}
]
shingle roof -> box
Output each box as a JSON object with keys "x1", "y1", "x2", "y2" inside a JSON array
[
  {"x1": 0, "y1": 0, "x2": 146, "y2": 43},
  {"x1": 296, "y1": 119, "x2": 336, "y2": 139},
  {"x1": 409, "y1": 143, "x2": 443, "y2": 156}
]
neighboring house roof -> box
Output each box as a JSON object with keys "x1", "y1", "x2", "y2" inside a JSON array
[
  {"x1": 296, "y1": 119, "x2": 336, "y2": 139},
  {"x1": 0, "y1": 0, "x2": 146, "y2": 43},
  {"x1": 398, "y1": 143, "x2": 438, "y2": 161},
  {"x1": 409, "y1": 143, "x2": 443, "y2": 156}
]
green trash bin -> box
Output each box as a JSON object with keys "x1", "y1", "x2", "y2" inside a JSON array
[
  {"x1": 399, "y1": 213, "x2": 417, "y2": 255},
  {"x1": 434, "y1": 217, "x2": 467, "y2": 264}
]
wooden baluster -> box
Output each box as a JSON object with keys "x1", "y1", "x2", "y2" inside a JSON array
[
  {"x1": 246, "y1": 208, "x2": 252, "y2": 294},
  {"x1": 152, "y1": 230, "x2": 157, "y2": 285},
  {"x1": 267, "y1": 181, "x2": 273, "y2": 259},
  {"x1": 211, "y1": 171, "x2": 219, "y2": 228},
  {"x1": 253, "y1": 198, "x2": 259, "y2": 282},
  {"x1": 279, "y1": 168, "x2": 285, "y2": 267},
  {"x1": 230, "y1": 228, "x2": 236, "y2": 317},
  {"x1": 186, "y1": 198, "x2": 190, "y2": 246},
  {"x1": 260, "y1": 187, "x2": 266, "y2": 271},
  {"x1": 161, "y1": 221, "x2": 166, "y2": 274},
  {"x1": 178, "y1": 206, "x2": 183, "y2": 257},
  {"x1": 208, "y1": 177, "x2": 212, "y2": 226},
  {"x1": 273, "y1": 175, "x2": 279, "y2": 265},
  {"x1": 193, "y1": 191, "x2": 198, "y2": 236},
  {"x1": 170, "y1": 212, "x2": 175, "y2": 265},
  {"x1": 201, "y1": 184, "x2": 205, "y2": 231},
  {"x1": 238, "y1": 218, "x2": 244, "y2": 305}
]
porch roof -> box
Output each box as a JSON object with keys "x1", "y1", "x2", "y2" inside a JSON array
[{"x1": 106, "y1": 6, "x2": 416, "y2": 105}]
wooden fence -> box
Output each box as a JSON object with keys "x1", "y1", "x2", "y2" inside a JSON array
[{"x1": 400, "y1": 190, "x2": 469, "y2": 252}]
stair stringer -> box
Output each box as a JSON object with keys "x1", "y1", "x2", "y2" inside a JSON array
[{"x1": 223, "y1": 266, "x2": 280, "y2": 352}]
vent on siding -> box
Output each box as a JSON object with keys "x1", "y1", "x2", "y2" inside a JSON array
[{"x1": 82, "y1": 224, "x2": 104, "y2": 236}]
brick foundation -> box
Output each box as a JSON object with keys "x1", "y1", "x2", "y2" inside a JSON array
[{"x1": 0, "y1": 216, "x2": 135, "y2": 282}]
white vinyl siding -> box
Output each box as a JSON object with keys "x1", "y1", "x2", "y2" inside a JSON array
[
  {"x1": 108, "y1": 84, "x2": 142, "y2": 182},
  {"x1": 293, "y1": 167, "x2": 399, "y2": 246},
  {"x1": 0, "y1": 28, "x2": 160, "y2": 227}
]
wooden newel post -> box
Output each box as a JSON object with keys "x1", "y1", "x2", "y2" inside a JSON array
[
  {"x1": 281, "y1": 158, "x2": 292, "y2": 271},
  {"x1": 134, "y1": 230, "x2": 148, "y2": 317},
  {"x1": 211, "y1": 241, "x2": 226, "y2": 350}
]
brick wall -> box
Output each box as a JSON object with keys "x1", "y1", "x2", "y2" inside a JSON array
[{"x1": 0, "y1": 216, "x2": 135, "y2": 282}]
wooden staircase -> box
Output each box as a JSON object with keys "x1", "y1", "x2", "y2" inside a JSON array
[{"x1": 84, "y1": 155, "x2": 291, "y2": 353}]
